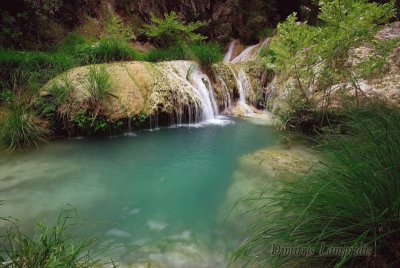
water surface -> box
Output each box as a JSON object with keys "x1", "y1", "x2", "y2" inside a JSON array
[{"x1": 0, "y1": 118, "x2": 278, "y2": 266}]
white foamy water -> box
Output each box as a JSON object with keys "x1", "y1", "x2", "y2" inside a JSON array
[
  {"x1": 188, "y1": 68, "x2": 219, "y2": 121},
  {"x1": 231, "y1": 38, "x2": 269, "y2": 64},
  {"x1": 223, "y1": 40, "x2": 237, "y2": 63}
]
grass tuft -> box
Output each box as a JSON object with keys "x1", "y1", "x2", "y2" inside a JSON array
[
  {"x1": 0, "y1": 209, "x2": 100, "y2": 268},
  {"x1": 84, "y1": 65, "x2": 113, "y2": 105},
  {"x1": 145, "y1": 43, "x2": 223, "y2": 67},
  {"x1": 235, "y1": 106, "x2": 400, "y2": 267},
  {"x1": 78, "y1": 38, "x2": 145, "y2": 64},
  {"x1": 0, "y1": 95, "x2": 51, "y2": 150}
]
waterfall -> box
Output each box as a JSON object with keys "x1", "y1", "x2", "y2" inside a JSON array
[
  {"x1": 232, "y1": 44, "x2": 258, "y2": 63},
  {"x1": 231, "y1": 38, "x2": 269, "y2": 64},
  {"x1": 152, "y1": 61, "x2": 229, "y2": 126},
  {"x1": 223, "y1": 40, "x2": 237, "y2": 63},
  {"x1": 227, "y1": 65, "x2": 254, "y2": 115},
  {"x1": 237, "y1": 70, "x2": 254, "y2": 115},
  {"x1": 188, "y1": 69, "x2": 219, "y2": 121},
  {"x1": 216, "y1": 76, "x2": 232, "y2": 111}
]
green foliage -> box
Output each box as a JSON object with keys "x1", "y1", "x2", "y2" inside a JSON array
[
  {"x1": 0, "y1": 94, "x2": 51, "y2": 150},
  {"x1": 0, "y1": 30, "x2": 141, "y2": 94},
  {"x1": 257, "y1": 27, "x2": 274, "y2": 39},
  {"x1": 72, "y1": 111, "x2": 123, "y2": 134},
  {"x1": 48, "y1": 78, "x2": 74, "y2": 105},
  {"x1": 134, "y1": 112, "x2": 149, "y2": 124},
  {"x1": 235, "y1": 106, "x2": 400, "y2": 267},
  {"x1": 265, "y1": 0, "x2": 397, "y2": 133},
  {"x1": 74, "y1": 14, "x2": 141, "y2": 63},
  {"x1": 0, "y1": 0, "x2": 64, "y2": 49},
  {"x1": 36, "y1": 77, "x2": 74, "y2": 118},
  {"x1": 356, "y1": 36, "x2": 400, "y2": 78},
  {"x1": 142, "y1": 12, "x2": 206, "y2": 48},
  {"x1": 84, "y1": 65, "x2": 113, "y2": 104},
  {"x1": 58, "y1": 33, "x2": 89, "y2": 53},
  {"x1": 104, "y1": 15, "x2": 135, "y2": 41},
  {"x1": 1, "y1": 209, "x2": 100, "y2": 267},
  {"x1": 189, "y1": 43, "x2": 223, "y2": 67},
  {"x1": 146, "y1": 43, "x2": 223, "y2": 67},
  {"x1": 0, "y1": 48, "x2": 78, "y2": 93},
  {"x1": 77, "y1": 38, "x2": 145, "y2": 64}
]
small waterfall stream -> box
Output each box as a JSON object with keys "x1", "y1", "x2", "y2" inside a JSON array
[
  {"x1": 223, "y1": 40, "x2": 237, "y2": 63},
  {"x1": 152, "y1": 62, "x2": 223, "y2": 125},
  {"x1": 237, "y1": 70, "x2": 254, "y2": 115},
  {"x1": 226, "y1": 65, "x2": 254, "y2": 116},
  {"x1": 232, "y1": 44, "x2": 258, "y2": 63},
  {"x1": 188, "y1": 69, "x2": 219, "y2": 121},
  {"x1": 231, "y1": 38, "x2": 269, "y2": 63}
]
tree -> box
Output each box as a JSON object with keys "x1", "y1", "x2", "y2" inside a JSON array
[{"x1": 265, "y1": 0, "x2": 397, "y2": 131}]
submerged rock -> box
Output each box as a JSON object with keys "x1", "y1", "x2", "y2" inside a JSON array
[
  {"x1": 238, "y1": 145, "x2": 318, "y2": 180},
  {"x1": 221, "y1": 144, "x2": 320, "y2": 230}
]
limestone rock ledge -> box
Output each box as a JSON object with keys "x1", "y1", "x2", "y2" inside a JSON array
[{"x1": 221, "y1": 144, "x2": 320, "y2": 230}]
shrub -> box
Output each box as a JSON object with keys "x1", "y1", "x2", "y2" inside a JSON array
[
  {"x1": 1, "y1": 209, "x2": 100, "y2": 267},
  {"x1": 264, "y1": 0, "x2": 396, "y2": 133},
  {"x1": 103, "y1": 15, "x2": 135, "y2": 42},
  {"x1": 142, "y1": 11, "x2": 206, "y2": 48},
  {"x1": 235, "y1": 106, "x2": 400, "y2": 267},
  {"x1": 0, "y1": 94, "x2": 51, "y2": 150}
]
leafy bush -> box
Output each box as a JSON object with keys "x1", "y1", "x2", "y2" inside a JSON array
[
  {"x1": 264, "y1": 0, "x2": 396, "y2": 133},
  {"x1": 235, "y1": 106, "x2": 400, "y2": 267},
  {"x1": 142, "y1": 11, "x2": 206, "y2": 48},
  {"x1": 1, "y1": 209, "x2": 100, "y2": 267},
  {"x1": 103, "y1": 15, "x2": 135, "y2": 42},
  {"x1": 0, "y1": 94, "x2": 51, "y2": 150}
]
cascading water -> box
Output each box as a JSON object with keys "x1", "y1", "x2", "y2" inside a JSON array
[
  {"x1": 231, "y1": 44, "x2": 258, "y2": 64},
  {"x1": 216, "y1": 76, "x2": 232, "y2": 111},
  {"x1": 226, "y1": 66, "x2": 254, "y2": 116},
  {"x1": 231, "y1": 38, "x2": 269, "y2": 64},
  {"x1": 188, "y1": 69, "x2": 219, "y2": 121},
  {"x1": 223, "y1": 40, "x2": 237, "y2": 63},
  {"x1": 152, "y1": 61, "x2": 225, "y2": 125}
]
